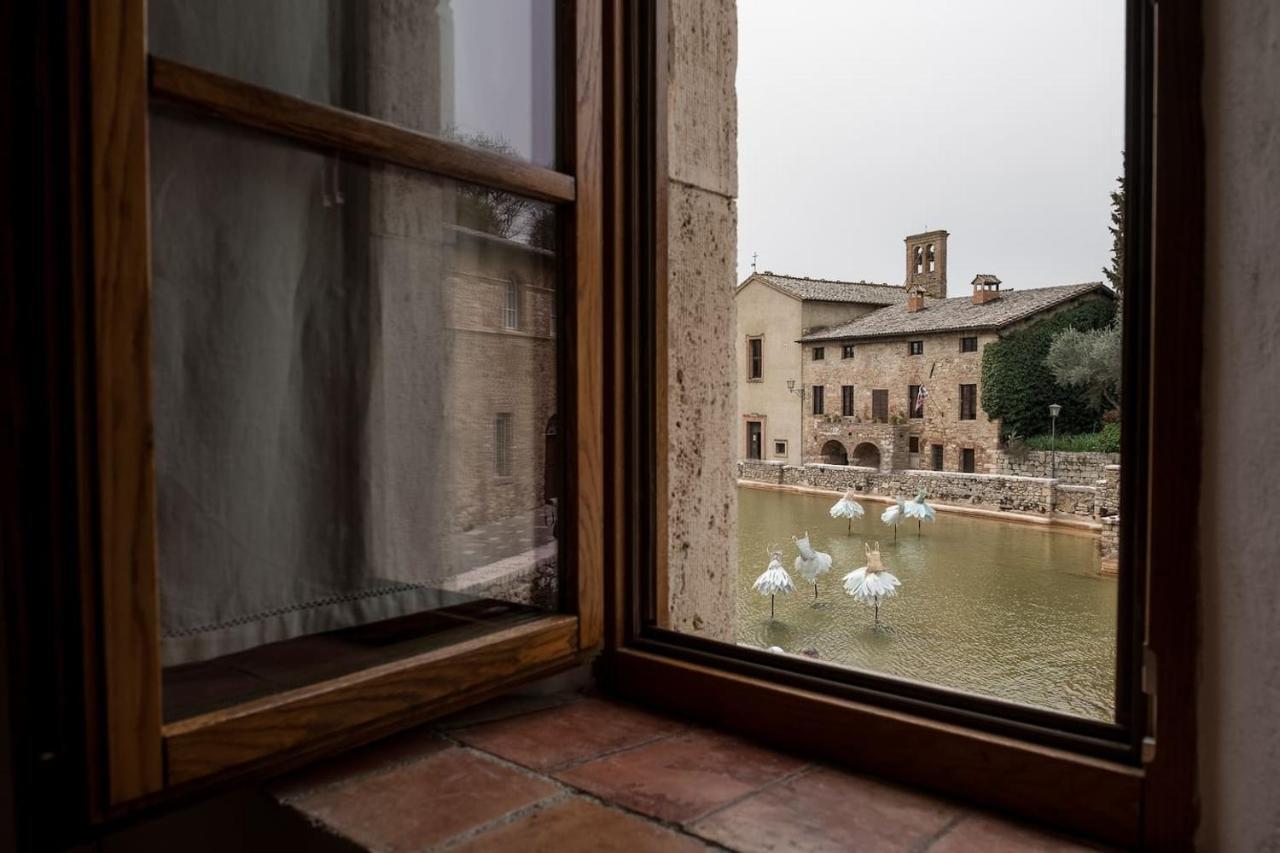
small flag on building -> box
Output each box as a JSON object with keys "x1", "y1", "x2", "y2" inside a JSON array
[{"x1": 914, "y1": 385, "x2": 929, "y2": 416}]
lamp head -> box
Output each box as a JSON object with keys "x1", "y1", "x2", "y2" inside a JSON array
[
  {"x1": 1048, "y1": 403, "x2": 1062, "y2": 418},
  {"x1": 787, "y1": 379, "x2": 796, "y2": 392}
]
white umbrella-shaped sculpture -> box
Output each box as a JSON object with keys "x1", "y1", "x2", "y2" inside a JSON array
[
  {"x1": 793, "y1": 532, "x2": 833, "y2": 603},
  {"x1": 829, "y1": 489, "x2": 864, "y2": 534},
  {"x1": 880, "y1": 497, "x2": 907, "y2": 541},
  {"x1": 753, "y1": 548, "x2": 795, "y2": 619},
  {"x1": 842, "y1": 541, "x2": 901, "y2": 626},
  {"x1": 903, "y1": 489, "x2": 936, "y2": 535}
]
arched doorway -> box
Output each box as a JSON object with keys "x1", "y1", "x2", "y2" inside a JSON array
[
  {"x1": 852, "y1": 441, "x2": 881, "y2": 469},
  {"x1": 821, "y1": 440, "x2": 848, "y2": 465}
]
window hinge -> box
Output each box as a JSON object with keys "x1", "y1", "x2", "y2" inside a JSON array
[{"x1": 1141, "y1": 645, "x2": 1157, "y2": 764}]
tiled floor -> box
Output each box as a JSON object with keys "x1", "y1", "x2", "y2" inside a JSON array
[{"x1": 275, "y1": 689, "x2": 1110, "y2": 852}]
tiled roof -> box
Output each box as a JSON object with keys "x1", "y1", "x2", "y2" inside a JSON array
[
  {"x1": 799, "y1": 282, "x2": 1112, "y2": 342},
  {"x1": 740, "y1": 273, "x2": 907, "y2": 305}
]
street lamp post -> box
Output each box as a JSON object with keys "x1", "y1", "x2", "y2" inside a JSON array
[
  {"x1": 787, "y1": 379, "x2": 806, "y2": 463},
  {"x1": 1048, "y1": 403, "x2": 1062, "y2": 479}
]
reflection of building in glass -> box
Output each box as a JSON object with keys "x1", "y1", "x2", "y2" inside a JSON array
[{"x1": 443, "y1": 225, "x2": 558, "y2": 535}]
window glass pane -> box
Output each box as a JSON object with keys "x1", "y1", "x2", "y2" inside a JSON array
[
  {"x1": 151, "y1": 114, "x2": 561, "y2": 720},
  {"x1": 149, "y1": 0, "x2": 558, "y2": 168},
  {"x1": 674, "y1": 0, "x2": 1127, "y2": 724}
]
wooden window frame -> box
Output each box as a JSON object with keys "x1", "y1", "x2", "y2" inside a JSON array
[
  {"x1": 960, "y1": 335, "x2": 978, "y2": 353},
  {"x1": 959, "y1": 383, "x2": 978, "y2": 420},
  {"x1": 811, "y1": 385, "x2": 824, "y2": 415},
  {"x1": 77, "y1": 0, "x2": 604, "y2": 811},
  {"x1": 812, "y1": 345, "x2": 825, "y2": 361},
  {"x1": 908, "y1": 339, "x2": 924, "y2": 355},
  {"x1": 746, "y1": 334, "x2": 763, "y2": 380},
  {"x1": 604, "y1": 0, "x2": 1202, "y2": 848},
  {"x1": 871, "y1": 388, "x2": 889, "y2": 423},
  {"x1": 840, "y1": 385, "x2": 854, "y2": 417},
  {"x1": 841, "y1": 343, "x2": 855, "y2": 359}
]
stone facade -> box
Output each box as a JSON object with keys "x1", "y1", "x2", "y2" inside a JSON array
[
  {"x1": 801, "y1": 330, "x2": 1002, "y2": 474},
  {"x1": 444, "y1": 230, "x2": 558, "y2": 534},
  {"x1": 666, "y1": 0, "x2": 738, "y2": 642}
]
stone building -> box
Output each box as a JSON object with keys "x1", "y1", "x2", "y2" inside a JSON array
[
  {"x1": 736, "y1": 230, "x2": 1115, "y2": 475},
  {"x1": 443, "y1": 224, "x2": 559, "y2": 534},
  {"x1": 799, "y1": 277, "x2": 1113, "y2": 474},
  {"x1": 735, "y1": 271, "x2": 906, "y2": 465}
]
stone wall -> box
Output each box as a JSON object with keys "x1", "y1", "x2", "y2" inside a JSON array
[
  {"x1": 993, "y1": 450, "x2": 1120, "y2": 486},
  {"x1": 1054, "y1": 484, "x2": 1098, "y2": 517},
  {"x1": 800, "y1": 330, "x2": 1003, "y2": 474},
  {"x1": 665, "y1": 0, "x2": 738, "y2": 642},
  {"x1": 738, "y1": 461, "x2": 1112, "y2": 519}
]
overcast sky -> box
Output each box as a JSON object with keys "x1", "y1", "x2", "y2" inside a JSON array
[{"x1": 736, "y1": 0, "x2": 1125, "y2": 294}]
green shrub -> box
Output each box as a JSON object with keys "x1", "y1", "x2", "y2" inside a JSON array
[
  {"x1": 980, "y1": 298, "x2": 1116, "y2": 438},
  {"x1": 1024, "y1": 421, "x2": 1121, "y2": 453}
]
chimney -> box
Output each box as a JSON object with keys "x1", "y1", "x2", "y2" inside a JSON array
[
  {"x1": 906, "y1": 285, "x2": 926, "y2": 313},
  {"x1": 972, "y1": 274, "x2": 1001, "y2": 305}
]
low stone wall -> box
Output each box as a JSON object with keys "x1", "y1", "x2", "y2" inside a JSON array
[
  {"x1": 1054, "y1": 484, "x2": 1098, "y2": 517},
  {"x1": 741, "y1": 462, "x2": 1056, "y2": 515},
  {"x1": 993, "y1": 450, "x2": 1120, "y2": 486},
  {"x1": 1098, "y1": 515, "x2": 1120, "y2": 575}
]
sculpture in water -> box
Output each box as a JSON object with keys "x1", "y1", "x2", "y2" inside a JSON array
[{"x1": 842, "y1": 541, "x2": 901, "y2": 625}]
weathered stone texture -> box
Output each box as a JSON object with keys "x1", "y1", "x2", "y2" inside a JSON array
[
  {"x1": 993, "y1": 450, "x2": 1120, "y2": 486},
  {"x1": 739, "y1": 462, "x2": 1110, "y2": 520},
  {"x1": 668, "y1": 0, "x2": 737, "y2": 197},
  {"x1": 801, "y1": 331, "x2": 1001, "y2": 473},
  {"x1": 663, "y1": 0, "x2": 739, "y2": 641},
  {"x1": 1052, "y1": 485, "x2": 1098, "y2": 517},
  {"x1": 666, "y1": 184, "x2": 738, "y2": 641}
]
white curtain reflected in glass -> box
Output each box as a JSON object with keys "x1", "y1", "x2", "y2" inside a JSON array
[{"x1": 151, "y1": 114, "x2": 560, "y2": 668}]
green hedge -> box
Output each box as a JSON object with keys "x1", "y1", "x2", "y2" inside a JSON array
[
  {"x1": 1024, "y1": 421, "x2": 1121, "y2": 453},
  {"x1": 980, "y1": 298, "x2": 1116, "y2": 438}
]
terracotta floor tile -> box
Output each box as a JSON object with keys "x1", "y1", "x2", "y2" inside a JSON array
[
  {"x1": 288, "y1": 746, "x2": 557, "y2": 851},
  {"x1": 271, "y1": 728, "x2": 449, "y2": 802},
  {"x1": 927, "y1": 813, "x2": 1107, "y2": 852},
  {"x1": 450, "y1": 797, "x2": 708, "y2": 853},
  {"x1": 452, "y1": 697, "x2": 684, "y2": 771},
  {"x1": 554, "y1": 729, "x2": 808, "y2": 824},
  {"x1": 691, "y1": 766, "x2": 960, "y2": 853}
]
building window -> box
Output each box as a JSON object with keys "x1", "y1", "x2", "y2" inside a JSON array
[
  {"x1": 748, "y1": 337, "x2": 763, "y2": 380},
  {"x1": 961, "y1": 448, "x2": 976, "y2": 473},
  {"x1": 503, "y1": 279, "x2": 520, "y2": 329},
  {"x1": 773, "y1": 440, "x2": 788, "y2": 457},
  {"x1": 909, "y1": 436, "x2": 920, "y2": 454},
  {"x1": 494, "y1": 413, "x2": 514, "y2": 476},
  {"x1": 927, "y1": 243, "x2": 936, "y2": 272},
  {"x1": 908, "y1": 340, "x2": 924, "y2": 356},
  {"x1": 841, "y1": 344, "x2": 855, "y2": 359},
  {"x1": 960, "y1": 335, "x2": 978, "y2": 353},
  {"x1": 841, "y1": 385, "x2": 855, "y2": 416},
  {"x1": 812, "y1": 385, "x2": 825, "y2": 415},
  {"x1": 914, "y1": 245, "x2": 923, "y2": 274},
  {"x1": 908, "y1": 384, "x2": 924, "y2": 419},
  {"x1": 959, "y1": 384, "x2": 978, "y2": 420},
  {"x1": 812, "y1": 346, "x2": 825, "y2": 361},
  {"x1": 931, "y1": 444, "x2": 944, "y2": 471},
  {"x1": 746, "y1": 421, "x2": 762, "y2": 460},
  {"x1": 871, "y1": 389, "x2": 888, "y2": 423}
]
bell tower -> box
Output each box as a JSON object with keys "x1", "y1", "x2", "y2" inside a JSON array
[{"x1": 904, "y1": 230, "x2": 948, "y2": 299}]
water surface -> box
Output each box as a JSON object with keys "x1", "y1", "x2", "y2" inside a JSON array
[{"x1": 736, "y1": 486, "x2": 1117, "y2": 720}]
